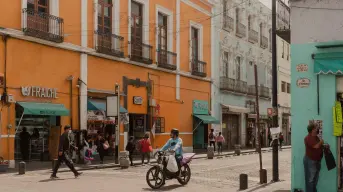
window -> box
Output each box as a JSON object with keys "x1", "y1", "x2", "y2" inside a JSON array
[
  {"x1": 248, "y1": 15, "x2": 251, "y2": 30},
  {"x1": 154, "y1": 117, "x2": 165, "y2": 133},
  {"x1": 286, "y1": 44, "x2": 289, "y2": 60},
  {"x1": 98, "y1": 0, "x2": 112, "y2": 34},
  {"x1": 158, "y1": 13, "x2": 168, "y2": 51},
  {"x1": 131, "y1": 1, "x2": 143, "y2": 57},
  {"x1": 236, "y1": 56, "x2": 241, "y2": 81},
  {"x1": 191, "y1": 27, "x2": 199, "y2": 61},
  {"x1": 287, "y1": 83, "x2": 290, "y2": 93},
  {"x1": 281, "y1": 81, "x2": 286, "y2": 92},
  {"x1": 259, "y1": 23, "x2": 263, "y2": 43},
  {"x1": 223, "y1": 51, "x2": 229, "y2": 77},
  {"x1": 28, "y1": 0, "x2": 48, "y2": 13},
  {"x1": 282, "y1": 41, "x2": 284, "y2": 58},
  {"x1": 235, "y1": 8, "x2": 239, "y2": 24}
]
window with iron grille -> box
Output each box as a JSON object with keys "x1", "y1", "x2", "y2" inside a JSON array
[
  {"x1": 131, "y1": 1, "x2": 143, "y2": 57},
  {"x1": 158, "y1": 13, "x2": 168, "y2": 51},
  {"x1": 154, "y1": 117, "x2": 165, "y2": 133},
  {"x1": 223, "y1": 51, "x2": 229, "y2": 77},
  {"x1": 248, "y1": 15, "x2": 251, "y2": 30},
  {"x1": 281, "y1": 81, "x2": 286, "y2": 92},
  {"x1": 28, "y1": 0, "x2": 48, "y2": 13},
  {"x1": 98, "y1": 0, "x2": 112, "y2": 34}
]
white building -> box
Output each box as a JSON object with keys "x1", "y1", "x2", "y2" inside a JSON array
[{"x1": 211, "y1": 0, "x2": 273, "y2": 149}]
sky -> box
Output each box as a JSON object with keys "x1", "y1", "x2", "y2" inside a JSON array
[{"x1": 259, "y1": 0, "x2": 289, "y2": 9}]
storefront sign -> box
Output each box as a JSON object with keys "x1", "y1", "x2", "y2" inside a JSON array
[
  {"x1": 21, "y1": 86, "x2": 58, "y2": 99},
  {"x1": 296, "y1": 78, "x2": 310, "y2": 88},
  {"x1": 193, "y1": 100, "x2": 209, "y2": 115},
  {"x1": 133, "y1": 96, "x2": 143, "y2": 105},
  {"x1": 296, "y1": 64, "x2": 309, "y2": 72}
]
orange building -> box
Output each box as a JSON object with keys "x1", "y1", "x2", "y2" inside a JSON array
[{"x1": 0, "y1": 0, "x2": 218, "y2": 168}]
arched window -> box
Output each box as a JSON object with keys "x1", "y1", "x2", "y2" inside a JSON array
[{"x1": 236, "y1": 8, "x2": 239, "y2": 24}]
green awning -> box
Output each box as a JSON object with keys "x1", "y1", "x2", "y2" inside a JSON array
[
  {"x1": 194, "y1": 114, "x2": 220, "y2": 124},
  {"x1": 314, "y1": 52, "x2": 343, "y2": 74},
  {"x1": 87, "y1": 100, "x2": 127, "y2": 113},
  {"x1": 17, "y1": 102, "x2": 70, "y2": 116}
]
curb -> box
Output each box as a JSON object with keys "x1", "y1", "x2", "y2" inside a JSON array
[{"x1": 57, "y1": 146, "x2": 291, "y2": 173}]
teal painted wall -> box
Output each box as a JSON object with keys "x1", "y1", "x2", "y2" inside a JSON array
[
  {"x1": 193, "y1": 117, "x2": 205, "y2": 148},
  {"x1": 291, "y1": 42, "x2": 341, "y2": 191}
]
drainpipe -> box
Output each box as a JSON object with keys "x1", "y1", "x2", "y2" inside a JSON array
[{"x1": 66, "y1": 76, "x2": 74, "y2": 127}]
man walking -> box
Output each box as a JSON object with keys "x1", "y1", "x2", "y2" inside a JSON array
[
  {"x1": 209, "y1": 129, "x2": 216, "y2": 151},
  {"x1": 51, "y1": 125, "x2": 82, "y2": 179},
  {"x1": 304, "y1": 123, "x2": 323, "y2": 192}
]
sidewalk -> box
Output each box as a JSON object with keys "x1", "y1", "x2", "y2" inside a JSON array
[
  {"x1": 242, "y1": 180, "x2": 291, "y2": 192},
  {"x1": 5, "y1": 145, "x2": 291, "y2": 174}
]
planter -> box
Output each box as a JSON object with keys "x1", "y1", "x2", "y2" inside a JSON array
[{"x1": 0, "y1": 164, "x2": 9, "y2": 172}]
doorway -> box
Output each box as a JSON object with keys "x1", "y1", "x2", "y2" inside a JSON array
[{"x1": 222, "y1": 114, "x2": 240, "y2": 150}]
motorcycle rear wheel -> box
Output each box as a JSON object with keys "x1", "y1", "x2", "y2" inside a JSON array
[
  {"x1": 177, "y1": 164, "x2": 191, "y2": 185},
  {"x1": 146, "y1": 166, "x2": 165, "y2": 189}
]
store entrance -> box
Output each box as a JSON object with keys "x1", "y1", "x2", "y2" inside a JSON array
[
  {"x1": 14, "y1": 104, "x2": 61, "y2": 162},
  {"x1": 129, "y1": 114, "x2": 147, "y2": 156}
]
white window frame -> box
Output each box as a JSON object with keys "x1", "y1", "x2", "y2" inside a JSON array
[
  {"x1": 93, "y1": 0, "x2": 120, "y2": 50},
  {"x1": 21, "y1": 0, "x2": 59, "y2": 33},
  {"x1": 189, "y1": 20, "x2": 203, "y2": 71},
  {"x1": 128, "y1": 0, "x2": 150, "y2": 56},
  {"x1": 155, "y1": 5, "x2": 174, "y2": 63}
]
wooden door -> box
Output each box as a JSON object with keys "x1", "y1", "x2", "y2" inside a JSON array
[{"x1": 27, "y1": 0, "x2": 49, "y2": 33}]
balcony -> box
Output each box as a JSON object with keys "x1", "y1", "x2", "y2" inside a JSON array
[
  {"x1": 129, "y1": 41, "x2": 153, "y2": 64},
  {"x1": 22, "y1": 8, "x2": 64, "y2": 43},
  {"x1": 223, "y1": 15, "x2": 234, "y2": 32},
  {"x1": 95, "y1": 30, "x2": 124, "y2": 58},
  {"x1": 260, "y1": 36, "x2": 268, "y2": 49},
  {"x1": 259, "y1": 85, "x2": 271, "y2": 98},
  {"x1": 191, "y1": 59, "x2": 207, "y2": 77},
  {"x1": 236, "y1": 23, "x2": 246, "y2": 38},
  {"x1": 248, "y1": 29, "x2": 258, "y2": 43},
  {"x1": 157, "y1": 47, "x2": 177, "y2": 70},
  {"x1": 220, "y1": 77, "x2": 247, "y2": 94},
  {"x1": 248, "y1": 85, "x2": 257, "y2": 96}
]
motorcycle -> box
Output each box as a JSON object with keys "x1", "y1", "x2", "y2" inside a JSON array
[{"x1": 146, "y1": 150, "x2": 195, "y2": 189}]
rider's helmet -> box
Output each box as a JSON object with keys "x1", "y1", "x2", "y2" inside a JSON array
[{"x1": 170, "y1": 128, "x2": 179, "y2": 137}]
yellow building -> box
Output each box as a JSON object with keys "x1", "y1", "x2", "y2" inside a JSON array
[{"x1": 0, "y1": 0, "x2": 217, "y2": 168}]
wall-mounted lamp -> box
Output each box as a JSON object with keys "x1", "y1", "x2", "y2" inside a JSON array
[
  {"x1": 66, "y1": 75, "x2": 74, "y2": 81},
  {"x1": 76, "y1": 78, "x2": 87, "y2": 88}
]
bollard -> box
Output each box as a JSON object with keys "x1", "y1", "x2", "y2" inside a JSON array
[
  {"x1": 119, "y1": 151, "x2": 130, "y2": 169},
  {"x1": 239, "y1": 173, "x2": 248, "y2": 190},
  {"x1": 235, "y1": 145, "x2": 241, "y2": 156},
  {"x1": 207, "y1": 146, "x2": 214, "y2": 159},
  {"x1": 52, "y1": 159, "x2": 58, "y2": 171},
  {"x1": 18, "y1": 161, "x2": 26, "y2": 175},
  {"x1": 259, "y1": 169, "x2": 267, "y2": 184}
]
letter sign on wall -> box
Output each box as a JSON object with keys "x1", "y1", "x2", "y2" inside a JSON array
[
  {"x1": 296, "y1": 78, "x2": 310, "y2": 88},
  {"x1": 296, "y1": 64, "x2": 308, "y2": 72},
  {"x1": 21, "y1": 86, "x2": 58, "y2": 99}
]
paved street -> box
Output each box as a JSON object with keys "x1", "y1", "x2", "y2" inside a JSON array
[{"x1": 0, "y1": 149, "x2": 291, "y2": 192}]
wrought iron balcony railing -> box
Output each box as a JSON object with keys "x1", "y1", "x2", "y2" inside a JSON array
[
  {"x1": 259, "y1": 85, "x2": 271, "y2": 98},
  {"x1": 95, "y1": 30, "x2": 124, "y2": 58},
  {"x1": 220, "y1": 77, "x2": 247, "y2": 94},
  {"x1": 260, "y1": 36, "x2": 268, "y2": 49},
  {"x1": 22, "y1": 8, "x2": 64, "y2": 43},
  {"x1": 157, "y1": 47, "x2": 177, "y2": 70},
  {"x1": 129, "y1": 41, "x2": 153, "y2": 64},
  {"x1": 236, "y1": 23, "x2": 246, "y2": 38},
  {"x1": 191, "y1": 59, "x2": 207, "y2": 77},
  {"x1": 223, "y1": 15, "x2": 234, "y2": 32},
  {"x1": 248, "y1": 85, "x2": 257, "y2": 96},
  {"x1": 248, "y1": 29, "x2": 258, "y2": 43}
]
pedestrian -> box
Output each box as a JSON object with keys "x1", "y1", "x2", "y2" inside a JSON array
[
  {"x1": 50, "y1": 125, "x2": 82, "y2": 179},
  {"x1": 216, "y1": 132, "x2": 225, "y2": 155},
  {"x1": 279, "y1": 133, "x2": 284, "y2": 151},
  {"x1": 304, "y1": 123, "x2": 324, "y2": 192},
  {"x1": 95, "y1": 133, "x2": 106, "y2": 164},
  {"x1": 126, "y1": 136, "x2": 135, "y2": 166},
  {"x1": 140, "y1": 133, "x2": 151, "y2": 165},
  {"x1": 209, "y1": 129, "x2": 216, "y2": 151},
  {"x1": 19, "y1": 127, "x2": 30, "y2": 161}
]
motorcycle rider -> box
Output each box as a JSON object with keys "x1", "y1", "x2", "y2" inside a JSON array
[{"x1": 160, "y1": 128, "x2": 183, "y2": 175}]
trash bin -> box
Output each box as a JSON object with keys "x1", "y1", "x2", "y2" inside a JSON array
[
  {"x1": 235, "y1": 144, "x2": 241, "y2": 156},
  {"x1": 19, "y1": 161, "x2": 26, "y2": 175},
  {"x1": 207, "y1": 146, "x2": 214, "y2": 159}
]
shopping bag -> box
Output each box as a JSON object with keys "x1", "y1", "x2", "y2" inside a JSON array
[
  {"x1": 324, "y1": 147, "x2": 336, "y2": 171},
  {"x1": 103, "y1": 141, "x2": 110, "y2": 150},
  {"x1": 166, "y1": 155, "x2": 179, "y2": 173}
]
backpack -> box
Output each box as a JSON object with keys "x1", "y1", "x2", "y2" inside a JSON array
[{"x1": 209, "y1": 133, "x2": 214, "y2": 140}]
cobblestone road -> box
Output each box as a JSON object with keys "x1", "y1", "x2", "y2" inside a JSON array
[{"x1": 0, "y1": 149, "x2": 291, "y2": 192}]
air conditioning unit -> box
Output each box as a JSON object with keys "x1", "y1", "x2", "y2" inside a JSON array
[
  {"x1": 7, "y1": 94, "x2": 15, "y2": 103},
  {"x1": 149, "y1": 99, "x2": 157, "y2": 107}
]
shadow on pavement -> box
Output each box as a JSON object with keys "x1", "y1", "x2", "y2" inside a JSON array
[
  {"x1": 142, "y1": 184, "x2": 184, "y2": 191},
  {"x1": 240, "y1": 180, "x2": 289, "y2": 192},
  {"x1": 39, "y1": 178, "x2": 66, "y2": 183}
]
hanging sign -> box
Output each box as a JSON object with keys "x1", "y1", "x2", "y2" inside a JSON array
[
  {"x1": 296, "y1": 78, "x2": 310, "y2": 88},
  {"x1": 21, "y1": 86, "x2": 58, "y2": 99},
  {"x1": 296, "y1": 64, "x2": 309, "y2": 72},
  {"x1": 133, "y1": 96, "x2": 143, "y2": 105}
]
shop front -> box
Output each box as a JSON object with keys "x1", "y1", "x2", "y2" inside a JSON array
[
  {"x1": 291, "y1": 42, "x2": 343, "y2": 191},
  {"x1": 192, "y1": 100, "x2": 219, "y2": 150}
]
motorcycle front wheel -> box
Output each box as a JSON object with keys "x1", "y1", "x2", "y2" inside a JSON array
[
  {"x1": 177, "y1": 164, "x2": 191, "y2": 185},
  {"x1": 146, "y1": 166, "x2": 165, "y2": 189}
]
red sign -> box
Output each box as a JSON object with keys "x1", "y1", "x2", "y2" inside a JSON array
[{"x1": 267, "y1": 108, "x2": 273, "y2": 116}]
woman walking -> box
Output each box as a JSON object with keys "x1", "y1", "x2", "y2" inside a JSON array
[
  {"x1": 216, "y1": 132, "x2": 225, "y2": 155},
  {"x1": 95, "y1": 133, "x2": 106, "y2": 164},
  {"x1": 126, "y1": 136, "x2": 135, "y2": 166},
  {"x1": 140, "y1": 133, "x2": 152, "y2": 165}
]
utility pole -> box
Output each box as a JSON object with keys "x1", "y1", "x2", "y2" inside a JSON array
[
  {"x1": 272, "y1": 0, "x2": 279, "y2": 182},
  {"x1": 115, "y1": 84, "x2": 120, "y2": 164}
]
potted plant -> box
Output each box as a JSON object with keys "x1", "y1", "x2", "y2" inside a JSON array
[{"x1": 0, "y1": 157, "x2": 9, "y2": 172}]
